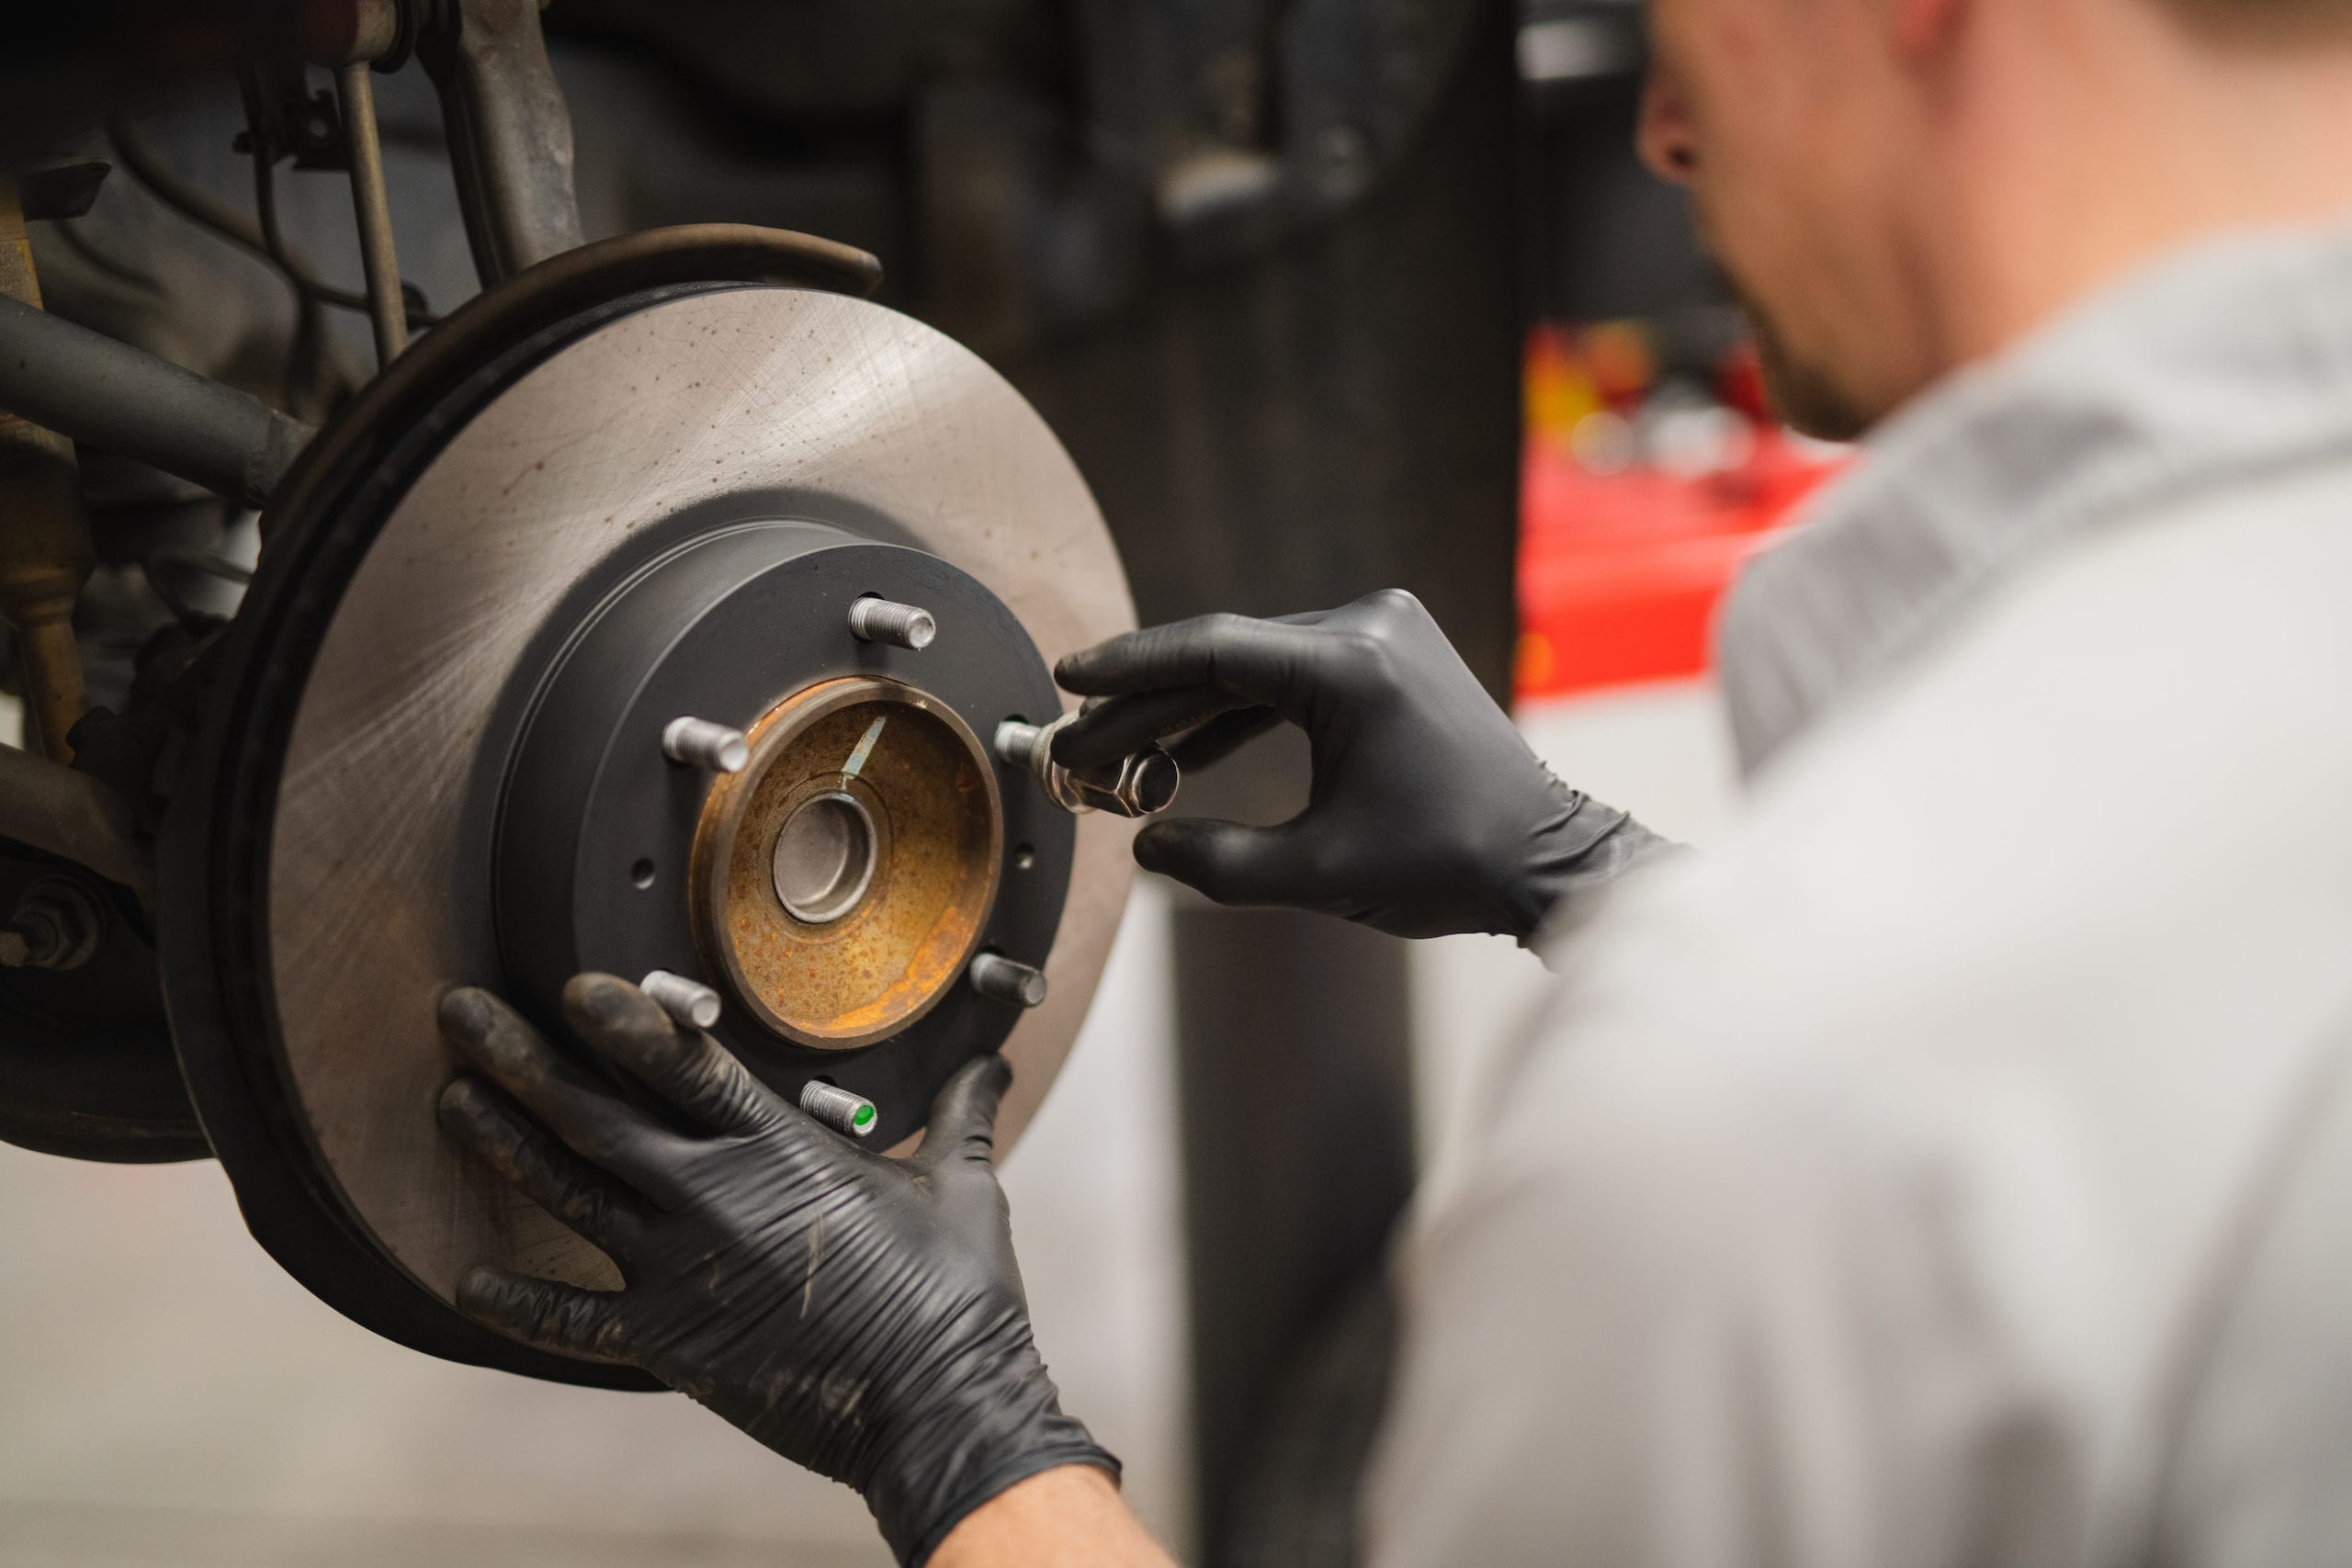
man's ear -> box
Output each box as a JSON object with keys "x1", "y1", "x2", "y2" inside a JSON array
[{"x1": 1891, "y1": 0, "x2": 1967, "y2": 56}]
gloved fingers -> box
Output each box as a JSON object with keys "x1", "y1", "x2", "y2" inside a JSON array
[
  {"x1": 457, "y1": 1264, "x2": 628, "y2": 1362},
  {"x1": 1133, "y1": 817, "x2": 1315, "y2": 908},
  {"x1": 911, "y1": 1053, "x2": 1012, "y2": 1176},
  {"x1": 438, "y1": 1075, "x2": 650, "y2": 1256},
  {"x1": 1054, "y1": 614, "x2": 1324, "y2": 712},
  {"x1": 560, "y1": 973, "x2": 780, "y2": 1138},
  {"x1": 1053, "y1": 688, "x2": 1254, "y2": 770},
  {"x1": 437, "y1": 987, "x2": 699, "y2": 1197},
  {"x1": 1166, "y1": 706, "x2": 1282, "y2": 772}
]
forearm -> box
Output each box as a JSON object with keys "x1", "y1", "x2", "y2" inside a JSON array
[{"x1": 929, "y1": 1464, "x2": 1176, "y2": 1568}]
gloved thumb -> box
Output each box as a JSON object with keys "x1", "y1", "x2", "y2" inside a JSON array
[
  {"x1": 915, "y1": 1052, "x2": 1013, "y2": 1173},
  {"x1": 1134, "y1": 818, "x2": 1312, "y2": 908}
]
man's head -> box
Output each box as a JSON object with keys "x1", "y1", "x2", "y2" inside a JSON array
[{"x1": 1638, "y1": 0, "x2": 2352, "y2": 440}]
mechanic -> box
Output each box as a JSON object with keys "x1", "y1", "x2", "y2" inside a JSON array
[{"x1": 430, "y1": 0, "x2": 2352, "y2": 1562}]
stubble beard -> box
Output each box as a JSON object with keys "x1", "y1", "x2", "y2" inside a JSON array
[{"x1": 1740, "y1": 295, "x2": 1879, "y2": 445}]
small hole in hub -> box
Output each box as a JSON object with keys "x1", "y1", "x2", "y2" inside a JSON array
[
  {"x1": 1013, "y1": 842, "x2": 1036, "y2": 871},
  {"x1": 629, "y1": 858, "x2": 657, "y2": 889}
]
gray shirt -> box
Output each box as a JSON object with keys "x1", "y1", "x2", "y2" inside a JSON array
[{"x1": 1367, "y1": 220, "x2": 2352, "y2": 1567}]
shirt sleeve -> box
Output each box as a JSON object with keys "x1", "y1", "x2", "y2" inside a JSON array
[{"x1": 1361, "y1": 1018, "x2": 2090, "y2": 1568}]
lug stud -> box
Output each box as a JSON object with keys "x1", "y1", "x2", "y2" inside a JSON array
[
  {"x1": 848, "y1": 597, "x2": 937, "y2": 651},
  {"x1": 800, "y1": 1080, "x2": 880, "y2": 1138},
  {"x1": 967, "y1": 952, "x2": 1048, "y2": 1009},
  {"x1": 641, "y1": 969, "x2": 723, "y2": 1030},
  {"x1": 662, "y1": 716, "x2": 750, "y2": 773}
]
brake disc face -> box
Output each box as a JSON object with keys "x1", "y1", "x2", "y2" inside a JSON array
[{"x1": 164, "y1": 276, "x2": 1136, "y2": 1384}]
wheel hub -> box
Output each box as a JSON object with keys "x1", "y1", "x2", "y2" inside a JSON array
[
  {"x1": 492, "y1": 520, "x2": 1074, "y2": 1138},
  {"x1": 696, "y1": 676, "x2": 1001, "y2": 1050}
]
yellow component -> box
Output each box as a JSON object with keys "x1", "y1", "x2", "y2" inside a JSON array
[
  {"x1": 1524, "y1": 329, "x2": 1605, "y2": 448},
  {"x1": 0, "y1": 180, "x2": 94, "y2": 761}
]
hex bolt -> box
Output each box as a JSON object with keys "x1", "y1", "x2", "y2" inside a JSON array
[
  {"x1": 968, "y1": 952, "x2": 1048, "y2": 1009},
  {"x1": 0, "y1": 875, "x2": 103, "y2": 971},
  {"x1": 640, "y1": 969, "x2": 723, "y2": 1030},
  {"x1": 848, "y1": 596, "x2": 937, "y2": 651},
  {"x1": 800, "y1": 1080, "x2": 879, "y2": 1139},
  {"x1": 662, "y1": 716, "x2": 749, "y2": 773}
]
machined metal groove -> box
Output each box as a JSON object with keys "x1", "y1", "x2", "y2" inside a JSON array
[
  {"x1": 800, "y1": 1079, "x2": 878, "y2": 1139},
  {"x1": 848, "y1": 595, "x2": 937, "y2": 650}
]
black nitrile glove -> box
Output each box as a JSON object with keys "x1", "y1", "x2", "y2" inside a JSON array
[
  {"x1": 435, "y1": 975, "x2": 1114, "y2": 1566},
  {"x1": 1055, "y1": 589, "x2": 1670, "y2": 942}
]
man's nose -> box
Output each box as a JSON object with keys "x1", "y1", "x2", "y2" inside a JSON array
[{"x1": 1637, "y1": 72, "x2": 1698, "y2": 185}]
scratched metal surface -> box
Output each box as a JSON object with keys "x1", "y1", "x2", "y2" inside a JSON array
[{"x1": 266, "y1": 288, "x2": 1138, "y2": 1305}]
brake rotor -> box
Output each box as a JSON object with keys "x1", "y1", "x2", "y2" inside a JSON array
[{"x1": 161, "y1": 231, "x2": 1137, "y2": 1386}]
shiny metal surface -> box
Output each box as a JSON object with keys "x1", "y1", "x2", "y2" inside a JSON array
[
  {"x1": 996, "y1": 713, "x2": 1183, "y2": 818},
  {"x1": 266, "y1": 287, "x2": 1137, "y2": 1304},
  {"x1": 799, "y1": 1079, "x2": 878, "y2": 1139},
  {"x1": 847, "y1": 596, "x2": 937, "y2": 651},
  {"x1": 967, "y1": 952, "x2": 1049, "y2": 1010},
  {"x1": 639, "y1": 969, "x2": 723, "y2": 1031},
  {"x1": 661, "y1": 716, "x2": 750, "y2": 774}
]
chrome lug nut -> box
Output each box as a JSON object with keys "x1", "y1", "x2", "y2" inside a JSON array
[
  {"x1": 1090, "y1": 748, "x2": 1182, "y2": 816},
  {"x1": 801, "y1": 1080, "x2": 878, "y2": 1138},
  {"x1": 994, "y1": 713, "x2": 1181, "y2": 819},
  {"x1": 967, "y1": 952, "x2": 1048, "y2": 1009},
  {"x1": 848, "y1": 596, "x2": 937, "y2": 651},
  {"x1": 640, "y1": 969, "x2": 723, "y2": 1030},
  {"x1": 662, "y1": 716, "x2": 749, "y2": 773}
]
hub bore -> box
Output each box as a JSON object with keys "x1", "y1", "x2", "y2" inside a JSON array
[
  {"x1": 693, "y1": 677, "x2": 1002, "y2": 1050},
  {"x1": 775, "y1": 793, "x2": 878, "y2": 924}
]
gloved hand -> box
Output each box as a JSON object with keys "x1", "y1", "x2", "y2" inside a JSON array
[
  {"x1": 1054, "y1": 589, "x2": 1667, "y2": 941},
  {"x1": 435, "y1": 975, "x2": 1114, "y2": 1566}
]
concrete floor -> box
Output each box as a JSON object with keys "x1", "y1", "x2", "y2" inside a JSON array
[{"x1": 0, "y1": 680, "x2": 1736, "y2": 1564}]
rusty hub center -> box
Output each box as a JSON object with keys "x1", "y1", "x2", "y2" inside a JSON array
[{"x1": 691, "y1": 676, "x2": 1002, "y2": 1050}]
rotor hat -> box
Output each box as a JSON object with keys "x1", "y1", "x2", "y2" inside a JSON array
[{"x1": 494, "y1": 524, "x2": 1071, "y2": 1137}]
